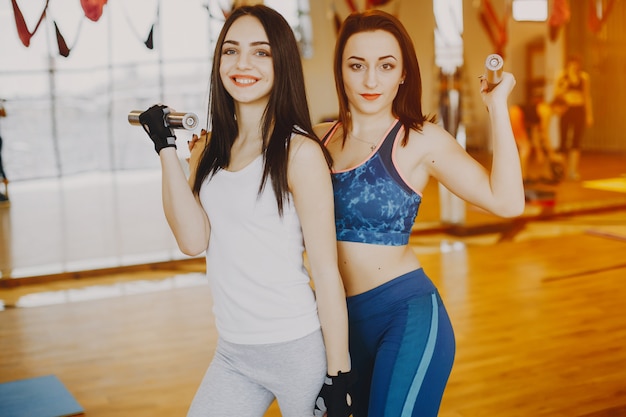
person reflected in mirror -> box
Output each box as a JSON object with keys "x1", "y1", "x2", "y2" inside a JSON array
[
  {"x1": 509, "y1": 89, "x2": 567, "y2": 185},
  {"x1": 553, "y1": 54, "x2": 594, "y2": 180}
]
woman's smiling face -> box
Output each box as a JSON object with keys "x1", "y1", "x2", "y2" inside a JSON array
[{"x1": 219, "y1": 15, "x2": 274, "y2": 106}]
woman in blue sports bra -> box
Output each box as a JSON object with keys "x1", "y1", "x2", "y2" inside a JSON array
[{"x1": 314, "y1": 10, "x2": 524, "y2": 417}]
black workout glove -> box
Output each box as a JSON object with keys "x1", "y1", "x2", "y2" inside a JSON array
[
  {"x1": 138, "y1": 104, "x2": 177, "y2": 154},
  {"x1": 314, "y1": 370, "x2": 355, "y2": 417}
]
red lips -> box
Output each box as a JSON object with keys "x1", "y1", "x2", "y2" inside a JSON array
[{"x1": 361, "y1": 93, "x2": 381, "y2": 101}]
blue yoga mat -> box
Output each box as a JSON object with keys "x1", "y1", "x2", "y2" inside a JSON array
[{"x1": 0, "y1": 374, "x2": 84, "y2": 417}]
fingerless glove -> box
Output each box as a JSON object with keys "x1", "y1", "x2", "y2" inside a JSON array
[
  {"x1": 314, "y1": 370, "x2": 355, "y2": 417},
  {"x1": 138, "y1": 104, "x2": 177, "y2": 154}
]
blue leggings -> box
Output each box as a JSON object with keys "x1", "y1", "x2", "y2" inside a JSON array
[{"x1": 347, "y1": 269, "x2": 455, "y2": 417}]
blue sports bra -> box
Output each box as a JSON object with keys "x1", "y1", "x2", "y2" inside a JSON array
[{"x1": 322, "y1": 120, "x2": 422, "y2": 246}]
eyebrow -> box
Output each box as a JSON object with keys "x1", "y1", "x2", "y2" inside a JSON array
[
  {"x1": 346, "y1": 55, "x2": 397, "y2": 61},
  {"x1": 223, "y1": 40, "x2": 271, "y2": 47}
]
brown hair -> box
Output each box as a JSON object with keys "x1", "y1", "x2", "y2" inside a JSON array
[
  {"x1": 333, "y1": 10, "x2": 434, "y2": 145},
  {"x1": 192, "y1": 5, "x2": 329, "y2": 214}
]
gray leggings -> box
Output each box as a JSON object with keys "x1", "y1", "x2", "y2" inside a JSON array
[{"x1": 187, "y1": 330, "x2": 327, "y2": 417}]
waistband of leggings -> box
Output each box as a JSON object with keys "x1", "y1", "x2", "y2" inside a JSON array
[{"x1": 346, "y1": 268, "x2": 436, "y2": 319}]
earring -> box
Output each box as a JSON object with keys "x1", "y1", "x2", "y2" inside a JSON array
[{"x1": 400, "y1": 79, "x2": 405, "y2": 85}]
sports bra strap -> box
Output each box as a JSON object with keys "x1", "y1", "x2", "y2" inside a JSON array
[
  {"x1": 379, "y1": 120, "x2": 403, "y2": 160},
  {"x1": 321, "y1": 122, "x2": 341, "y2": 145}
]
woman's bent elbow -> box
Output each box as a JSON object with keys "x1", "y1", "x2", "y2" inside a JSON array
[
  {"x1": 496, "y1": 200, "x2": 525, "y2": 218},
  {"x1": 177, "y1": 239, "x2": 208, "y2": 257}
]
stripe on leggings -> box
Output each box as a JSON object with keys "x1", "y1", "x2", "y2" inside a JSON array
[{"x1": 401, "y1": 293, "x2": 438, "y2": 417}]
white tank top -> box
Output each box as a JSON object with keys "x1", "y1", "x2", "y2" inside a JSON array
[{"x1": 198, "y1": 154, "x2": 320, "y2": 344}]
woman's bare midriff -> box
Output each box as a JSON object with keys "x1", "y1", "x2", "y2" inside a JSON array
[{"x1": 337, "y1": 241, "x2": 422, "y2": 297}]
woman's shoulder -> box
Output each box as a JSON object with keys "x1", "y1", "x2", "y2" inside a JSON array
[
  {"x1": 313, "y1": 121, "x2": 339, "y2": 141},
  {"x1": 287, "y1": 134, "x2": 330, "y2": 182},
  {"x1": 404, "y1": 121, "x2": 459, "y2": 155},
  {"x1": 289, "y1": 132, "x2": 323, "y2": 158},
  {"x1": 408, "y1": 121, "x2": 449, "y2": 141}
]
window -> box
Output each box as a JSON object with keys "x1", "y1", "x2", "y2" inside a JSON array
[
  {"x1": 0, "y1": 0, "x2": 314, "y2": 181},
  {"x1": 512, "y1": 0, "x2": 548, "y2": 22},
  {"x1": 434, "y1": 0, "x2": 463, "y2": 74},
  {"x1": 265, "y1": 0, "x2": 313, "y2": 58}
]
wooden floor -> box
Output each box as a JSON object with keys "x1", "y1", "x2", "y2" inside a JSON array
[{"x1": 1, "y1": 151, "x2": 626, "y2": 416}]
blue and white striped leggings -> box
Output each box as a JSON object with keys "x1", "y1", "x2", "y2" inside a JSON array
[{"x1": 347, "y1": 268, "x2": 455, "y2": 417}]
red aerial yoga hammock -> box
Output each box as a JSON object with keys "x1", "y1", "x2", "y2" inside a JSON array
[
  {"x1": 81, "y1": 0, "x2": 108, "y2": 22},
  {"x1": 478, "y1": 0, "x2": 508, "y2": 58},
  {"x1": 548, "y1": 0, "x2": 570, "y2": 41},
  {"x1": 55, "y1": 0, "x2": 108, "y2": 56},
  {"x1": 11, "y1": 0, "x2": 107, "y2": 48},
  {"x1": 587, "y1": 0, "x2": 616, "y2": 34},
  {"x1": 11, "y1": 0, "x2": 49, "y2": 47}
]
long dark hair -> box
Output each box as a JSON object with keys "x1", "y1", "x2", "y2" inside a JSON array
[
  {"x1": 333, "y1": 10, "x2": 435, "y2": 145},
  {"x1": 192, "y1": 5, "x2": 329, "y2": 214}
]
